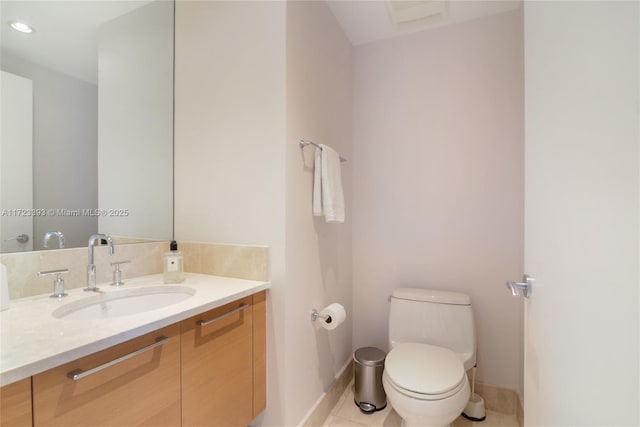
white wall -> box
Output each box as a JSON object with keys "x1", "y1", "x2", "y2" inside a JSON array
[
  {"x1": 524, "y1": 1, "x2": 639, "y2": 424},
  {"x1": 98, "y1": 0, "x2": 173, "y2": 241},
  {"x1": 174, "y1": 1, "x2": 287, "y2": 424},
  {"x1": 286, "y1": 1, "x2": 353, "y2": 424},
  {"x1": 1, "y1": 52, "x2": 97, "y2": 250},
  {"x1": 352, "y1": 10, "x2": 524, "y2": 393}
]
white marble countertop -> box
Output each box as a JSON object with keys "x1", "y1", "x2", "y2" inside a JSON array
[{"x1": 0, "y1": 273, "x2": 270, "y2": 387}]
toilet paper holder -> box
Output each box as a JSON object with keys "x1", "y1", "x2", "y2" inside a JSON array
[{"x1": 310, "y1": 309, "x2": 332, "y2": 323}]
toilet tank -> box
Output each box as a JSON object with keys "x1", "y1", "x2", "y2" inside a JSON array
[{"x1": 388, "y1": 287, "x2": 477, "y2": 371}]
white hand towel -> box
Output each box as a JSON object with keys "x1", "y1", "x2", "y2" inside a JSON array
[
  {"x1": 313, "y1": 147, "x2": 323, "y2": 217},
  {"x1": 319, "y1": 144, "x2": 345, "y2": 223}
]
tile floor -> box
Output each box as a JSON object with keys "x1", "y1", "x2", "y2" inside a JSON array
[{"x1": 322, "y1": 382, "x2": 519, "y2": 427}]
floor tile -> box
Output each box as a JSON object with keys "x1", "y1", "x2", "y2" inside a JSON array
[
  {"x1": 333, "y1": 385, "x2": 391, "y2": 427},
  {"x1": 324, "y1": 382, "x2": 519, "y2": 427},
  {"x1": 473, "y1": 410, "x2": 519, "y2": 426},
  {"x1": 322, "y1": 415, "x2": 369, "y2": 427}
]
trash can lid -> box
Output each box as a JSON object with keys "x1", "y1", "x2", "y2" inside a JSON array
[{"x1": 353, "y1": 347, "x2": 386, "y2": 366}]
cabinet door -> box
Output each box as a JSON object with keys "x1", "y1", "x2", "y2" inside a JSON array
[
  {"x1": 0, "y1": 378, "x2": 32, "y2": 427},
  {"x1": 181, "y1": 296, "x2": 253, "y2": 427},
  {"x1": 33, "y1": 324, "x2": 180, "y2": 427}
]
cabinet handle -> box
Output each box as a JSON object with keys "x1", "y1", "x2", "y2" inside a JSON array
[
  {"x1": 67, "y1": 336, "x2": 170, "y2": 381},
  {"x1": 197, "y1": 303, "x2": 250, "y2": 327}
]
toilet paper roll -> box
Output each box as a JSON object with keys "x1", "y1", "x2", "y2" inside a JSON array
[{"x1": 318, "y1": 303, "x2": 346, "y2": 330}]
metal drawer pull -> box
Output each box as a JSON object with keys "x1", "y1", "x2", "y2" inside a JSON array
[
  {"x1": 67, "y1": 336, "x2": 170, "y2": 381},
  {"x1": 197, "y1": 303, "x2": 250, "y2": 327}
]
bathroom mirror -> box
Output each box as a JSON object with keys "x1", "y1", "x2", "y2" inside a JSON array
[{"x1": 0, "y1": 0, "x2": 174, "y2": 253}]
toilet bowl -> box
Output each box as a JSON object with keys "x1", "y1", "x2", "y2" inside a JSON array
[
  {"x1": 385, "y1": 287, "x2": 477, "y2": 427},
  {"x1": 383, "y1": 342, "x2": 470, "y2": 427}
]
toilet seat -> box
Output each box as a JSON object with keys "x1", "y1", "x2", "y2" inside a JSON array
[{"x1": 385, "y1": 343, "x2": 467, "y2": 400}]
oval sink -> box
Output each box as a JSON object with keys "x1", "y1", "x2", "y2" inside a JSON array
[{"x1": 52, "y1": 286, "x2": 196, "y2": 320}]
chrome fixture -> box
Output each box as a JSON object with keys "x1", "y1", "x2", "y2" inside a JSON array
[
  {"x1": 38, "y1": 268, "x2": 69, "y2": 298},
  {"x1": 506, "y1": 274, "x2": 533, "y2": 298},
  {"x1": 5, "y1": 234, "x2": 29, "y2": 244},
  {"x1": 67, "y1": 336, "x2": 169, "y2": 380},
  {"x1": 84, "y1": 234, "x2": 114, "y2": 292},
  {"x1": 310, "y1": 308, "x2": 331, "y2": 322},
  {"x1": 43, "y1": 231, "x2": 65, "y2": 249},
  {"x1": 198, "y1": 303, "x2": 250, "y2": 327},
  {"x1": 299, "y1": 140, "x2": 347, "y2": 162},
  {"x1": 110, "y1": 260, "x2": 131, "y2": 287}
]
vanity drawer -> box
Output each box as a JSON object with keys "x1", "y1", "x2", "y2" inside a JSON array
[{"x1": 32, "y1": 324, "x2": 180, "y2": 427}]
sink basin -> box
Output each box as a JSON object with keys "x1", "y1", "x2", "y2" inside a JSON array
[{"x1": 52, "y1": 286, "x2": 196, "y2": 320}]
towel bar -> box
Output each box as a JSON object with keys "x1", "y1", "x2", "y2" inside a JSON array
[{"x1": 299, "y1": 140, "x2": 347, "y2": 162}]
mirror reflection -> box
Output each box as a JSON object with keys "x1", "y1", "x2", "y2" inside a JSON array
[{"x1": 0, "y1": 0, "x2": 174, "y2": 253}]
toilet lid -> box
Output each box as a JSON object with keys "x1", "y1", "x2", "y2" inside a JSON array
[{"x1": 385, "y1": 343, "x2": 465, "y2": 395}]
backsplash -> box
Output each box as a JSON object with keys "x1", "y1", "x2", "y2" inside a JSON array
[
  {"x1": 0, "y1": 242, "x2": 168, "y2": 299},
  {"x1": 179, "y1": 241, "x2": 268, "y2": 281},
  {"x1": 0, "y1": 241, "x2": 269, "y2": 300}
]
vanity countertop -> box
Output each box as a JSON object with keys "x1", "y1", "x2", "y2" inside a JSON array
[{"x1": 0, "y1": 273, "x2": 270, "y2": 387}]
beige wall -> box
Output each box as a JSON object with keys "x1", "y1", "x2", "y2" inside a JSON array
[
  {"x1": 174, "y1": 0, "x2": 286, "y2": 249},
  {"x1": 174, "y1": 1, "x2": 288, "y2": 425},
  {"x1": 286, "y1": 1, "x2": 353, "y2": 424},
  {"x1": 352, "y1": 10, "x2": 524, "y2": 394},
  {"x1": 174, "y1": 1, "x2": 353, "y2": 425}
]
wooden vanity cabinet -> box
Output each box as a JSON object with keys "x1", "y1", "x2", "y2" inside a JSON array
[
  {"x1": 252, "y1": 290, "x2": 266, "y2": 417},
  {"x1": 7, "y1": 290, "x2": 267, "y2": 427},
  {"x1": 181, "y1": 295, "x2": 255, "y2": 427},
  {"x1": 0, "y1": 378, "x2": 32, "y2": 427},
  {"x1": 32, "y1": 324, "x2": 181, "y2": 427}
]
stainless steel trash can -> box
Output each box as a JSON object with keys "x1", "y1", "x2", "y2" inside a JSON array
[{"x1": 353, "y1": 347, "x2": 386, "y2": 413}]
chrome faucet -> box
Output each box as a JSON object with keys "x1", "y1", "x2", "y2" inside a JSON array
[
  {"x1": 43, "y1": 231, "x2": 65, "y2": 249},
  {"x1": 84, "y1": 234, "x2": 114, "y2": 292}
]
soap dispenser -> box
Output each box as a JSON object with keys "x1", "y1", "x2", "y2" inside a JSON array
[{"x1": 163, "y1": 240, "x2": 185, "y2": 284}]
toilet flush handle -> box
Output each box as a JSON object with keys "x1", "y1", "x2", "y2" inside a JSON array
[{"x1": 506, "y1": 274, "x2": 533, "y2": 298}]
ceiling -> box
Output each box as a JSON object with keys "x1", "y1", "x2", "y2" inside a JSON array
[
  {"x1": 1, "y1": 0, "x2": 521, "y2": 85},
  {"x1": 327, "y1": 0, "x2": 522, "y2": 46},
  {"x1": 1, "y1": 1, "x2": 153, "y2": 84}
]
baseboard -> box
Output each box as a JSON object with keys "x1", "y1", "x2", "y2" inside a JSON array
[{"x1": 299, "y1": 360, "x2": 354, "y2": 427}]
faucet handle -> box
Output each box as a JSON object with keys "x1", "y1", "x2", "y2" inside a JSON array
[
  {"x1": 38, "y1": 269, "x2": 69, "y2": 298},
  {"x1": 110, "y1": 260, "x2": 130, "y2": 287},
  {"x1": 37, "y1": 268, "x2": 69, "y2": 276},
  {"x1": 110, "y1": 260, "x2": 131, "y2": 267}
]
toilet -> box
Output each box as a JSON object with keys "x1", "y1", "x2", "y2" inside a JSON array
[{"x1": 382, "y1": 288, "x2": 476, "y2": 427}]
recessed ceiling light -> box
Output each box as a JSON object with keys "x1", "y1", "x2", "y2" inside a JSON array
[{"x1": 9, "y1": 21, "x2": 34, "y2": 34}]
